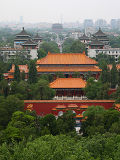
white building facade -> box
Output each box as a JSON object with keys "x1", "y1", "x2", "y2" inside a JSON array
[{"x1": 88, "y1": 48, "x2": 120, "y2": 62}]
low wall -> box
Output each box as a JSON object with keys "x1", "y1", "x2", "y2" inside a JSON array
[{"x1": 24, "y1": 100, "x2": 115, "y2": 116}]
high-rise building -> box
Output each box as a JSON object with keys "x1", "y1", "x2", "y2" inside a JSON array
[
  {"x1": 84, "y1": 19, "x2": 94, "y2": 28},
  {"x1": 95, "y1": 19, "x2": 107, "y2": 27},
  {"x1": 20, "y1": 16, "x2": 23, "y2": 24}
]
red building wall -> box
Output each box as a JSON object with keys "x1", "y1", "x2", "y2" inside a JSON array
[{"x1": 24, "y1": 100, "x2": 115, "y2": 116}]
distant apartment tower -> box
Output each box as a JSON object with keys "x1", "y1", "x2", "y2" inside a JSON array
[
  {"x1": 84, "y1": 19, "x2": 93, "y2": 28},
  {"x1": 52, "y1": 23, "x2": 63, "y2": 32},
  {"x1": 95, "y1": 19, "x2": 107, "y2": 27},
  {"x1": 110, "y1": 19, "x2": 117, "y2": 29},
  {"x1": 20, "y1": 16, "x2": 23, "y2": 24}
]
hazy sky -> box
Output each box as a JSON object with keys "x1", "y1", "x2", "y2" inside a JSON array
[{"x1": 0, "y1": 0, "x2": 120, "y2": 23}]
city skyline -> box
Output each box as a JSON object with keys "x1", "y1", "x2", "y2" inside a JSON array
[{"x1": 0, "y1": 0, "x2": 120, "y2": 23}]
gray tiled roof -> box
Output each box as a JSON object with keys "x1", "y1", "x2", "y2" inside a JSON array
[
  {"x1": 93, "y1": 28, "x2": 106, "y2": 36},
  {"x1": 80, "y1": 33, "x2": 89, "y2": 40},
  {"x1": 16, "y1": 27, "x2": 30, "y2": 36}
]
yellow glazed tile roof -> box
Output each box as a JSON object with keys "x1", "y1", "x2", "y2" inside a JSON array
[
  {"x1": 36, "y1": 52, "x2": 98, "y2": 65},
  {"x1": 50, "y1": 78, "x2": 86, "y2": 89}
]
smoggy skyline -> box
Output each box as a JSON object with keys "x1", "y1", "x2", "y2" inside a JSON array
[{"x1": 0, "y1": 0, "x2": 120, "y2": 23}]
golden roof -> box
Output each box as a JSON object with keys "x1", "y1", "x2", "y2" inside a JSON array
[
  {"x1": 50, "y1": 78, "x2": 86, "y2": 89},
  {"x1": 37, "y1": 52, "x2": 98, "y2": 65},
  {"x1": 37, "y1": 66, "x2": 101, "y2": 72}
]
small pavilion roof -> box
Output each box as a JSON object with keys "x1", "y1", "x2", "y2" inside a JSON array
[
  {"x1": 37, "y1": 52, "x2": 98, "y2": 65},
  {"x1": 56, "y1": 105, "x2": 67, "y2": 109},
  {"x1": 80, "y1": 33, "x2": 90, "y2": 40},
  {"x1": 22, "y1": 39, "x2": 37, "y2": 46},
  {"x1": 9, "y1": 64, "x2": 29, "y2": 73},
  {"x1": 115, "y1": 104, "x2": 120, "y2": 108},
  {"x1": 80, "y1": 105, "x2": 88, "y2": 109},
  {"x1": 16, "y1": 27, "x2": 30, "y2": 36},
  {"x1": 75, "y1": 114, "x2": 83, "y2": 118},
  {"x1": 50, "y1": 78, "x2": 86, "y2": 89},
  {"x1": 34, "y1": 33, "x2": 42, "y2": 39},
  {"x1": 93, "y1": 28, "x2": 106, "y2": 37},
  {"x1": 67, "y1": 104, "x2": 78, "y2": 108},
  {"x1": 108, "y1": 64, "x2": 120, "y2": 70}
]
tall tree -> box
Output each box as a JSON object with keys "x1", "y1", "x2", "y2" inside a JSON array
[
  {"x1": 37, "y1": 48, "x2": 47, "y2": 59},
  {"x1": 28, "y1": 61, "x2": 37, "y2": 84},
  {"x1": 110, "y1": 62, "x2": 118, "y2": 88},
  {"x1": 40, "y1": 41, "x2": 60, "y2": 54},
  {"x1": 0, "y1": 80, "x2": 9, "y2": 97},
  {"x1": 14, "y1": 64, "x2": 20, "y2": 82},
  {"x1": 31, "y1": 79, "x2": 55, "y2": 100},
  {"x1": 70, "y1": 40, "x2": 86, "y2": 53},
  {"x1": 99, "y1": 61, "x2": 110, "y2": 83},
  {"x1": 84, "y1": 77, "x2": 110, "y2": 100},
  {"x1": 118, "y1": 69, "x2": 120, "y2": 86}
]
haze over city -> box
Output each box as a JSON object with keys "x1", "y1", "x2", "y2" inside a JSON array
[{"x1": 0, "y1": 0, "x2": 120, "y2": 23}]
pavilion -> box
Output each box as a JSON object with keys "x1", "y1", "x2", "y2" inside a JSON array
[
  {"x1": 37, "y1": 51, "x2": 101, "y2": 79},
  {"x1": 49, "y1": 78, "x2": 87, "y2": 100}
]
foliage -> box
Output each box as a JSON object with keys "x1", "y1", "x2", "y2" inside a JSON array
[
  {"x1": 84, "y1": 77, "x2": 109, "y2": 100},
  {"x1": 70, "y1": 40, "x2": 85, "y2": 53},
  {"x1": 39, "y1": 74, "x2": 53, "y2": 82},
  {"x1": 28, "y1": 61, "x2": 37, "y2": 84},
  {"x1": 30, "y1": 79, "x2": 55, "y2": 100},
  {"x1": 7, "y1": 50, "x2": 31, "y2": 65},
  {"x1": 109, "y1": 35, "x2": 120, "y2": 48},
  {"x1": 57, "y1": 110, "x2": 76, "y2": 134},
  {"x1": 81, "y1": 106, "x2": 120, "y2": 136},
  {"x1": 99, "y1": 61, "x2": 110, "y2": 84},
  {"x1": 110, "y1": 62, "x2": 118, "y2": 88},
  {"x1": 40, "y1": 41, "x2": 60, "y2": 54},
  {"x1": 37, "y1": 48, "x2": 47, "y2": 59},
  {"x1": 10, "y1": 81, "x2": 30, "y2": 100},
  {"x1": 14, "y1": 64, "x2": 20, "y2": 82},
  {"x1": 62, "y1": 38, "x2": 85, "y2": 53},
  {"x1": 0, "y1": 95, "x2": 24, "y2": 130},
  {"x1": 1, "y1": 111, "x2": 37, "y2": 143},
  {"x1": 40, "y1": 114, "x2": 58, "y2": 136},
  {"x1": 62, "y1": 38, "x2": 74, "y2": 53},
  {"x1": 96, "y1": 53, "x2": 115, "y2": 65},
  {"x1": 2, "y1": 133, "x2": 120, "y2": 159},
  {"x1": 0, "y1": 80, "x2": 9, "y2": 97}
]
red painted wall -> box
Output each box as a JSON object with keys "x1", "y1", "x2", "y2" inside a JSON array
[
  {"x1": 24, "y1": 100, "x2": 115, "y2": 116},
  {"x1": 108, "y1": 89, "x2": 116, "y2": 95}
]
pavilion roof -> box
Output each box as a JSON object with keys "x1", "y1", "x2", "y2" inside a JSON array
[
  {"x1": 93, "y1": 28, "x2": 106, "y2": 37},
  {"x1": 34, "y1": 33, "x2": 42, "y2": 39},
  {"x1": 16, "y1": 27, "x2": 30, "y2": 36},
  {"x1": 108, "y1": 64, "x2": 120, "y2": 70},
  {"x1": 56, "y1": 105, "x2": 67, "y2": 109},
  {"x1": 49, "y1": 78, "x2": 86, "y2": 89},
  {"x1": 37, "y1": 65, "x2": 102, "y2": 72},
  {"x1": 36, "y1": 52, "x2": 98, "y2": 65},
  {"x1": 80, "y1": 33, "x2": 90, "y2": 40},
  {"x1": 9, "y1": 64, "x2": 29, "y2": 73}
]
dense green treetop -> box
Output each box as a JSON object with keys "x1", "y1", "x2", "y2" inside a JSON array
[
  {"x1": 62, "y1": 38, "x2": 85, "y2": 53},
  {"x1": 28, "y1": 61, "x2": 37, "y2": 84},
  {"x1": 14, "y1": 64, "x2": 20, "y2": 82},
  {"x1": 110, "y1": 61, "x2": 118, "y2": 88},
  {"x1": 84, "y1": 77, "x2": 109, "y2": 100}
]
